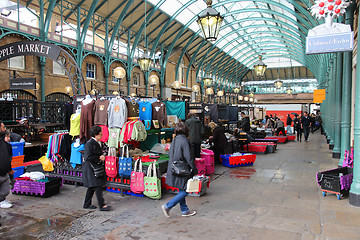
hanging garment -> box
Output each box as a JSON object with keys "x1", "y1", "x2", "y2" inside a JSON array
[
  {"x1": 138, "y1": 100, "x2": 153, "y2": 121},
  {"x1": 69, "y1": 113, "x2": 81, "y2": 137},
  {"x1": 65, "y1": 103, "x2": 73, "y2": 130},
  {"x1": 152, "y1": 101, "x2": 167, "y2": 128},
  {"x1": 125, "y1": 98, "x2": 140, "y2": 118},
  {"x1": 131, "y1": 121, "x2": 147, "y2": 142},
  {"x1": 204, "y1": 104, "x2": 219, "y2": 123},
  {"x1": 58, "y1": 134, "x2": 72, "y2": 161},
  {"x1": 108, "y1": 128, "x2": 121, "y2": 148},
  {"x1": 93, "y1": 98, "x2": 110, "y2": 125},
  {"x1": 108, "y1": 97, "x2": 127, "y2": 129},
  {"x1": 80, "y1": 100, "x2": 95, "y2": 142},
  {"x1": 99, "y1": 125, "x2": 109, "y2": 143},
  {"x1": 70, "y1": 142, "x2": 85, "y2": 168},
  {"x1": 46, "y1": 133, "x2": 67, "y2": 163},
  {"x1": 165, "y1": 101, "x2": 186, "y2": 120}
]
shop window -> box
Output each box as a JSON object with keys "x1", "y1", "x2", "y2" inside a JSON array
[
  {"x1": 86, "y1": 63, "x2": 96, "y2": 80},
  {"x1": 133, "y1": 72, "x2": 139, "y2": 86},
  {"x1": 53, "y1": 61, "x2": 65, "y2": 75},
  {"x1": 8, "y1": 56, "x2": 25, "y2": 69}
]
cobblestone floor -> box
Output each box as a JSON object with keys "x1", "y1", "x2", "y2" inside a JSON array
[{"x1": 1, "y1": 132, "x2": 359, "y2": 239}]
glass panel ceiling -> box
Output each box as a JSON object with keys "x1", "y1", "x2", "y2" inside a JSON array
[{"x1": 148, "y1": 0, "x2": 303, "y2": 68}]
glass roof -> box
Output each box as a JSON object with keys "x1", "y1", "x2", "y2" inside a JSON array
[{"x1": 148, "y1": 0, "x2": 304, "y2": 68}]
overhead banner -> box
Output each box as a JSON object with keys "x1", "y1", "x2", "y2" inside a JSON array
[
  {"x1": 0, "y1": 41, "x2": 61, "y2": 62},
  {"x1": 306, "y1": 32, "x2": 353, "y2": 54},
  {"x1": 9, "y1": 78, "x2": 36, "y2": 90},
  {"x1": 313, "y1": 89, "x2": 326, "y2": 103}
]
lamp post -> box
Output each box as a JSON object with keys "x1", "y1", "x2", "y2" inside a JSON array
[
  {"x1": 203, "y1": 76, "x2": 213, "y2": 87},
  {"x1": 192, "y1": 84, "x2": 200, "y2": 102},
  {"x1": 197, "y1": 0, "x2": 223, "y2": 41},
  {"x1": 253, "y1": 55, "x2": 267, "y2": 77},
  {"x1": 173, "y1": 80, "x2": 181, "y2": 100},
  {"x1": 149, "y1": 74, "x2": 159, "y2": 97},
  {"x1": 217, "y1": 89, "x2": 224, "y2": 103},
  {"x1": 113, "y1": 66, "x2": 126, "y2": 95},
  {"x1": 206, "y1": 87, "x2": 214, "y2": 103},
  {"x1": 65, "y1": 86, "x2": 72, "y2": 95},
  {"x1": 137, "y1": 0, "x2": 152, "y2": 72}
]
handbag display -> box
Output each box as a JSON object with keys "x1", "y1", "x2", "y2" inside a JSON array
[
  {"x1": 143, "y1": 162, "x2": 161, "y2": 199},
  {"x1": 90, "y1": 162, "x2": 105, "y2": 178},
  {"x1": 118, "y1": 145, "x2": 132, "y2": 177},
  {"x1": 130, "y1": 159, "x2": 145, "y2": 193},
  {"x1": 186, "y1": 178, "x2": 202, "y2": 193},
  {"x1": 105, "y1": 147, "x2": 118, "y2": 178},
  {"x1": 172, "y1": 157, "x2": 192, "y2": 176}
]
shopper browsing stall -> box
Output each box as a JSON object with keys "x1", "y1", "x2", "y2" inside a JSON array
[
  {"x1": 82, "y1": 126, "x2": 111, "y2": 211},
  {"x1": 0, "y1": 130, "x2": 13, "y2": 209},
  {"x1": 185, "y1": 113, "x2": 204, "y2": 158}
]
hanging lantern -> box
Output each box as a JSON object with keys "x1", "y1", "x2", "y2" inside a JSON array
[
  {"x1": 203, "y1": 76, "x2": 213, "y2": 87},
  {"x1": 173, "y1": 80, "x2": 181, "y2": 89},
  {"x1": 90, "y1": 89, "x2": 97, "y2": 95},
  {"x1": 149, "y1": 74, "x2": 159, "y2": 87},
  {"x1": 249, "y1": 97, "x2": 254, "y2": 102},
  {"x1": 197, "y1": 0, "x2": 223, "y2": 41},
  {"x1": 112, "y1": 90, "x2": 119, "y2": 95},
  {"x1": 244, "y1": 96, "x2": 249, "y2": 101},
  {"x1": 65, "y1": 86, "x2": 72, "y2": 94},
  {"x1": 217, "y1": 90, "x2": 224, "y2": 97},
  {"x1": 274, "y1": 79, "x2": 283, "y2": 89},
  {"x1": 206, "y1": 88, "x2": 214, "y2": 95},
  {"x1": 233, "y1": 86, "x2": 240, "y2": 93},
  {"x1": 130, "y1": 92, "x2": 136, "y2": 97},
  {"x1": 138, "y1": 53, "x2": 152, "y2": 72},
  {"x1": 286, "y1": 88, "x2": 293, "y2": 95},
  {"x1": 249, "y1": 92, "x2": 254, "y2": 98},
  {"x1": 253, "y1": 55, "x2": 267, "y2": 77},
  {"x1": 113, "y1": 66, "x2": 126, "y2": 79},
  {"x1": 238, "y1": 95, "x2": 243, "y2": 101}
]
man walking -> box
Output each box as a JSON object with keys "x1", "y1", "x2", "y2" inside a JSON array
[
  {"x1": 301, "y1": 112, "x2": 311, "y2": 141},
  {"x1": 185, "y1": 113, "x2": 204, "y2": 158},
  {"x1": 286, "y1": 114, "x2": 292, "y2": 135}
]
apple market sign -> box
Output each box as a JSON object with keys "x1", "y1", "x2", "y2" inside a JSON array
[
  {"x1": 0, "y1": 41, "x2": 61, "y2": 62},
  {"x1": 306, "y1": 0, "x2": 353, "y2": 54}
]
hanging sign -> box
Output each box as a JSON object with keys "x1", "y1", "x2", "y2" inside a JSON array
[
  {"x1": 306, "y1": 32, "x2": 353, "y2": 54},
  {"x1": 313, "y1": 89, "x2": 326, "y2": 103},
  {"x1": 9, "y1": 78, "x2": 36, "y2": 90},
  {"x1": 0, "y1": 41, "x2": 61, "y2": 62}
]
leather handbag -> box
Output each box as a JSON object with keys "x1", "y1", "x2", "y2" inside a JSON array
[
  {"x1": 105, "y1": 147, "x2": 118, "y2": 178},
  {"x1": 118, "y1": 145, "x2": 132, "y2": 177},
  {"x1": 130, "y1": 159, "x2": 145, "y2": 193},
  {"x1": 172, "y1": 157, "x2": 192, "y2": 176},
  {"x1": 91, "y1": 162, "x2": 105, "y2": 178},
  {"x1": 143, "y1": 162, "x2": 161, "y2": 199}
]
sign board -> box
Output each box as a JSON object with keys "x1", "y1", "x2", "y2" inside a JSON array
[
  {"x1": 306, "y1": 32, "x2": 353, "y2": 54},
  {"x1": 313, "y1": 89, "x2": 326, "y2": 103},
  {"x1": 0, "y1": 41, "x2": 61, "y2": 62},
  {"x1": 9, "y1": 78, "x2": 36, "y2": 90}
]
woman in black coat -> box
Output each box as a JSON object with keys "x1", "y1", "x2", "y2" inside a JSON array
[
  {"x1": 209, "y1": 122, "x2": 227, "y2": 163},
  {"x1": 82, "y1": 126, "x2": 110, "y2": 211},
  {"x1": 162, "y1": 122, "x2": 198, "y2": 218}
]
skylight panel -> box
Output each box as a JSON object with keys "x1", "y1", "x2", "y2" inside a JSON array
[{"x1": 158, "y1": 0, "x2": 182, "y2": 16}]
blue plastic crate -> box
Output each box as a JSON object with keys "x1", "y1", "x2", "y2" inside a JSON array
[
  {"x1": 106, "y1": 187, "x2": 144, "y2": 197},
  {"x1": 13, "y1": 166, "x2": 25, "y2": 178},
  {"x1": 10, "y1": 142, "x2": 25, "y2": 157}
]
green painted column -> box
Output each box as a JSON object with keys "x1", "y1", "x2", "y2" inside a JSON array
[
  {"x1": 333, "y1": 52, "x2": 343, "y2": 158},
  {"x1": 105, "y1": 73, "x2": 109, "y2": 94},
  {"x1": 40, "y1": 58, "x2": 46, "y2": 102},
  {"x1": 328, "y1": 57, "x2": 335, "y2": 148},
  {"x1": 349, "y1": 4, "x2": 360, "y2": 207},
  {"x1": 339, "y1": 2, "x2": 355, "y2": 166}
]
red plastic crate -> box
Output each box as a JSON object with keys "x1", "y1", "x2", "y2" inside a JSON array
[
  {"x1": 244, "y1": 145, "x2": 267, "y2": 153},
  {"x1": 220, "y1": 154, "x2": 256, "y2": 168},
  {"x1": 286, "y1": 135, "x2": 296, "y2": 141},
  {"x1": 161, "y1": 174, "x2": 210, "y2": 197}
]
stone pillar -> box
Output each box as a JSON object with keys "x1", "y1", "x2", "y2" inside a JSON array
[
  {"x1": 349, "y1": 4, "x2": 360, "y2": 207},
  {"x1": 328, "y1": 57, "x2": 335, "y2": 149}
]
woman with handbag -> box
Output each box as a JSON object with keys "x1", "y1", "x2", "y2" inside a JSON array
[
  {"x1": 82, "y1": 126, "x2": 111, "y2": 211},
  {"x1": 162, "y1": 122, "x2": 198, "y2": 217}
]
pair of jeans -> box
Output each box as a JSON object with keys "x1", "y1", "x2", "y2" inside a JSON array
[
  {"x1": 84, "y1": 186, "x2": 104, "y2": 207},
  {"x1": 296, "y1": 128, "x2": 302, "y2": 140},
  {"x1": 165, "y1": 189, "x2": 189, "y2": 214},
  {"x1": 303, "y1": 126, "x2": 310, "y2": 140},
  {"x1": 0, "y1": 174, "x2": 10, "y2": 202},
  {"x1": 286, "y1": 126, "x2": 292, "y2": 135}
]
